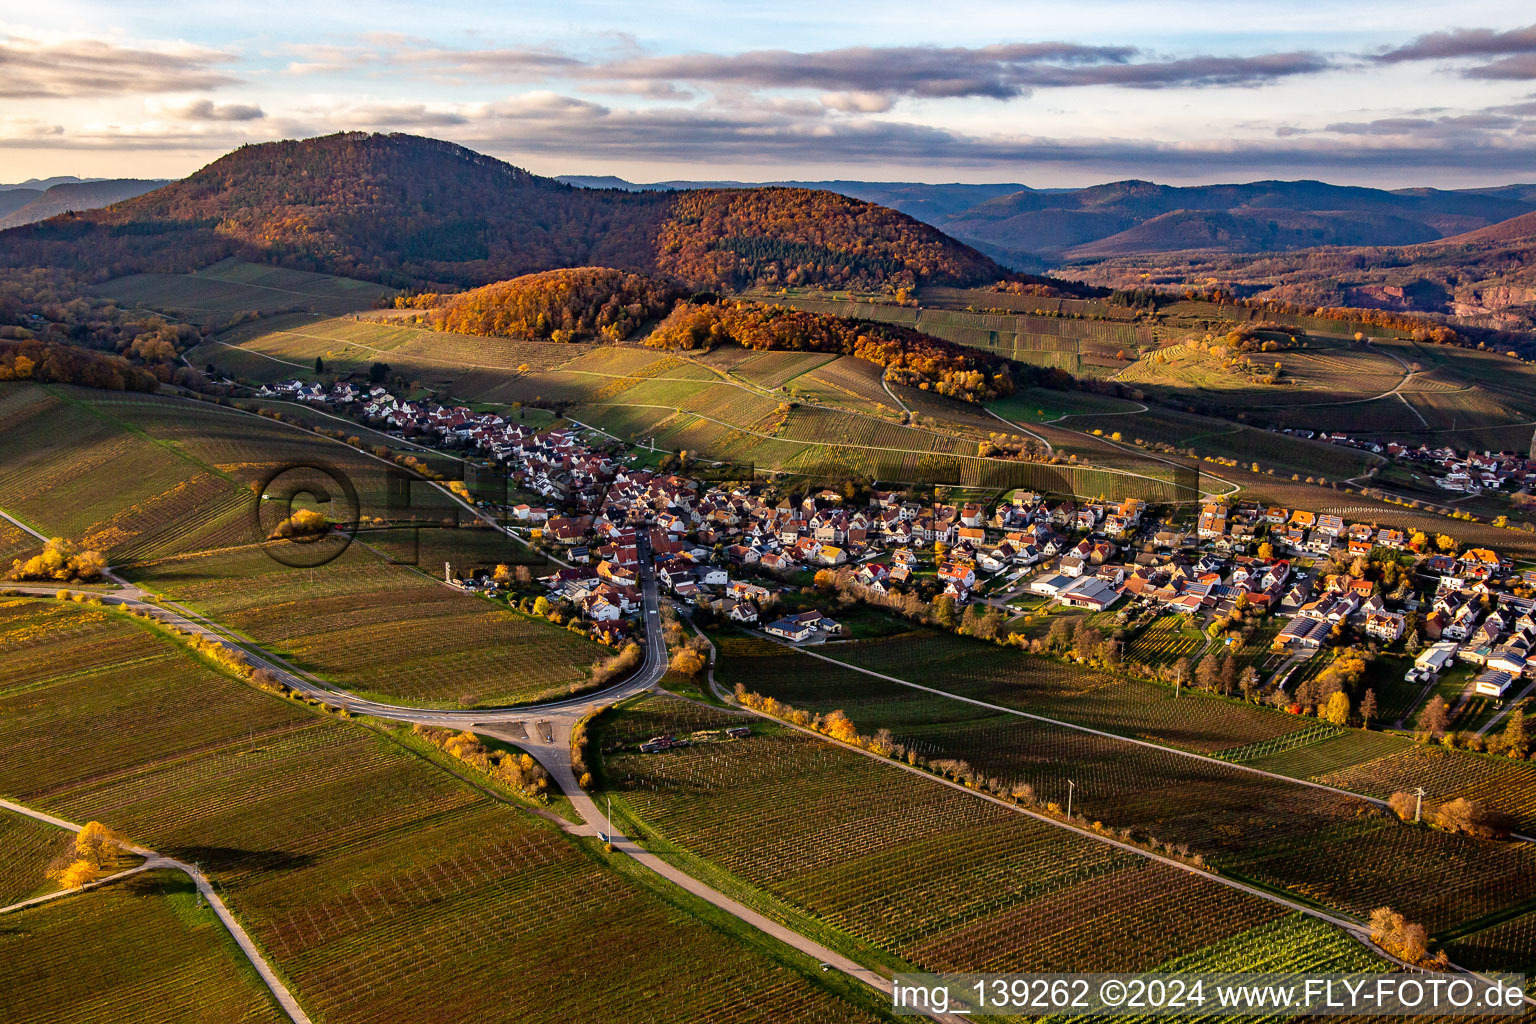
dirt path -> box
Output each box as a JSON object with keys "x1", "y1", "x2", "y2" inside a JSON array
[{"x1": 0, "y1": 797, "x2": 313, "y2": 1024}]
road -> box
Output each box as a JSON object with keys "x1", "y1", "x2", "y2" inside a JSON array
[
  {"x1": 0, "y1": 797, "x2": 313, "y2": 1024},
  {"x1": 5, "y1": 522, "x2": 965, "y2": 1020}
]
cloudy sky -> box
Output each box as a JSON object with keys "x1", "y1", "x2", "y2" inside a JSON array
[{"x1": 7, "y1": 1, "x2": 1536, "y2": 188}]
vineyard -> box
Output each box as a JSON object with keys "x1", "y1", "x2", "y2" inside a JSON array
[
  {"x1": 0, "y1": 383, "x2": 470, "y2": 565},
  {"x1": 1318, "y1": 746, "x2": 1536, "y2": 829},
  {"x1": 1125, "y1": 614, "x2": 1208, "y2": 667},
  {"x1": 0, "y1": 870, "x2": 289, "y2": 1024},
  {"x1": 819, "y1": 630, "x2": 1311, "y2": 753},
  {"x1": 0, "y1": 386, "x2": 251, "y2": 562},
  {"x1": 712, "y1": 630, "x2": 1536, "y2": 936},
  {"x1": 600, "y1": 695, "x2": 1311, "y2": 975},
  {"x1": 0, "y1": 600, "x2": 889, "y2": 1024},
  {"x1": 762, "y1": 294, "x2": 1156, "y2": 376},
  {"x1": 200, "y1": 312, "x2": 594, "y2": 392},
  {"x1": 129, "y1": 544, "x2": 602, "y2": 708},
  {"x1": 1448, "y1": 909, "x2": 1536, "y2": 994},
  {"x1": 0, "y1": 807, "x2": 74, "y2": 907},
  {"x1": 97, "y1": 257, "x2": 386, "y2": 320}
]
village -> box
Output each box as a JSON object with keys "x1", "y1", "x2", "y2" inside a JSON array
[
  {"x1": 271, "y1": 379, "x2": 1536, "y2": 719},
  {"x1": 1284, "y1": 425, "x2": 1534, "y2": 496}
]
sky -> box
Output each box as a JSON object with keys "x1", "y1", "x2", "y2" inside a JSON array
[{"x1": 7, "y1": 2, "x2": 1536, "y2": 188}]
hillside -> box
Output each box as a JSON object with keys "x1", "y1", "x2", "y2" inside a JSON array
[
  {"x1": 1065, "y1": 205, "x2": 1536, "y2": 336},
  {"x1": 0, "y1": 133, "x2": 1004, "y2": 293},
  {"x1": 0, "y1": 179, "x2": 168, "y2": 230},
  {"x1": 576, "y1": 175, "x2": 1536, "y2": 270},
  {"x1": 416, "y1": 267, "x2": 681, "y2": 342},
  {"x1": 1063, "y1": 208, "x2": 1442, "y2": 259}
]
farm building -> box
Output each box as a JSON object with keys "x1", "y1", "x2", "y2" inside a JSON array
[
  {"x1": 1475, "y1": 670, "x2": 1516, "y2": 698},
  {"x1": 1274, "y1": 616, "x2": 1329, "y2": 650},
  {"x1": 1055, "y1": 576, "x2": 1122, "y2": 611},
  {"x1": 1031, "y1": 572, "x2": 1074, "y2": 597},
  {"x1": 1416, "y1": 642, "x2": 1460, "y2": 676}
]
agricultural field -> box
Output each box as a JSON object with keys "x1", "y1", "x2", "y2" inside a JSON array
[
  {"x1": 712, "y1": 632, "x2": 1536, "y2": 936},
  {"x1": 96, "y1": 258, "x2": 387, "y2": 320},
  {"x1": 0, "y1": 870, "x2": 288, "y2": 1024},
  {"x1": 0, "y1": 383, "x2": 470, "y2": 566},
  {"x1": 126, "y1": 543, "x2": 600, "y2": 708},
  {"x1": 816, "y1": 630, "x2": 1310, "y2": 754},
  {"x1": 0, "y1": 385, "x2": 253, "y2": 562},
  {"x1": 1318, "y1": 745, "x2": 1536, "y2": 828},
  {"x1": 1447, "y1": 908, "x2": 1536, "y2": 994},
  {"x1": 789, "y1": 355, "x2": 899, "y2": 411},
  {"x1": 760, "y1": 293, "x2": 1155, "y2": 376},
  {"x1": 0, "y1": 599, "x2": 894, "y2": 1024},
  {"x1": 988, "y1": 387, "x2": 1145, "y2": 424},
  {"x1": 1124, "y1": 613, "x2": 1208, "y2": 668},
  {"x1": 194, "y1": 311, "x2": 594, "y2": 393},
  {"x1": 599, "y1": 694, "x2": 1347, "y2": 976},
  {"x1": 0, "y1": 807, "x2": 75, "y2": 907}
]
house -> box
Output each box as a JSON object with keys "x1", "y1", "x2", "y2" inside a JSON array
[
  {"x1": 726, "y1": 581, "x2": 773, "y2": 604},
  {"x1": 722, "y1": 599, "x2": 760, "y2": 624},
  {"x1": 758, "y1": 552, "x2": 798, "y2": 574},
  {"x1": 1365, "y1": 611, "x2": 1406, "y2": 642},
  {"x1": 1197, "y1": 504, "x2": 1228, "y2": 540},
  {"x1": 580, "y1": 596, "x2": 622, "y2": 622},
  {"x1": 937, "y1": 561, "x2": 977, "y2": 589},
  {"x1": 765, "y1": 616, "x2": 816, "y2": 642},
  {"x1": 816, "y1": 545, "x2": 847, "y2": 566},
  {"x1": 695, "y1": 566, "x2": 728, "y2": 587}
]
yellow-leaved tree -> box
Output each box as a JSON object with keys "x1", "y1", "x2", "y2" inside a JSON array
[{"x1": 48, "y1": 821, "x2": 127, "y2": 890}]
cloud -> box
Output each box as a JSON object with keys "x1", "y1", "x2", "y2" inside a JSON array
[
  {"x1": 578, "y1": 42, "x2": 1328, "y2": 99},
  {"x1": 395, "y1": 46, "x2": 586, "y2": 80},
  {"x1": 584, "y1": 42, "x2": 1134, "y2": 100},
  {"x1": 324, "y1": 103, "x2": 469, "y2": 127},
  {"x1": 1323, "y1": 117, "x2": 1437, "y2": 136},
  {"x1": 1465, "y1": 54, "x2": 1536, "y2": 80},
  {"x1": 12, "y1": 92, "x2": 1536, "y2": 181},
  {"x1": 1375, "y1": 24, "x2": 1536, "y2": 63},
  {"x1": 820, "y1": 91, "x2": 894, "y2": 113},
  {"x1": 277, "y1": 37, "x2": 1331, "y2": 102},
  {"x1": 172, "y1": 100, "x2": 265, "y2": 122},
  {"x1": 0, "y1": 35, "x2": 237, "y2": 98},
  {"x1": 367, "y1": 92, "x2": 1536, "y2": 176},
  {"x1": 1004, "y1": 51, "x2": 1332, "y2": 89},
  {"x1": 1373, "y1": 23, "x2": 1536, "y2": 79}
]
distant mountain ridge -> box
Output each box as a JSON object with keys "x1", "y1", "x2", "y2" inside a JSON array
[
  {"x1": 0, "y1": 176, "x2": 101, "y2": 191},
  {"x1": 560, "y1": 174, "x2": 1536, "y2": 271},
  {"x1": 0, "y1": 133, "x2": 1005, "y2": 293},
  {"x1": 0, "y1": 179, "x2": 168, "y2": 231}
]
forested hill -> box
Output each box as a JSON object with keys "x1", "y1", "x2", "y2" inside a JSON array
[{"x1": 0, "y1": 132, "x2": 1005, "y2": 293}]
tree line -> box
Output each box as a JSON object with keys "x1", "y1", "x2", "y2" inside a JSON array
[{"x1": 645, "y1": 300, "x2": 1014, "y2": 403}]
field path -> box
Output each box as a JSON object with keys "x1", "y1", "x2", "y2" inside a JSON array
[
  {"x1": 686, "y1": 633, "x2": 1428, "y2": 974},
  {"x1": 0, "y1": 797, "x2": 313, "y2": 1024},
  {"x1": 709, "y1": 635, "x2": 1536, "y2": 998},
  {"x1": 773, "y1": 639, "x2": 1399, "y2": 809}
]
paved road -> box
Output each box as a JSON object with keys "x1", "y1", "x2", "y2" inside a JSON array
[
  {"x1": 0, "y1": 797, "x2": 313, "y2": 1024},
  {"x1": 7, "y1": 524, "x2": 964, "y2": 1020}
]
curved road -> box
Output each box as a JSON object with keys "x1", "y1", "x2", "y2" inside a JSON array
[{"x1": 5, "y1": 515, "x2": 963, "y2": 1020}]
